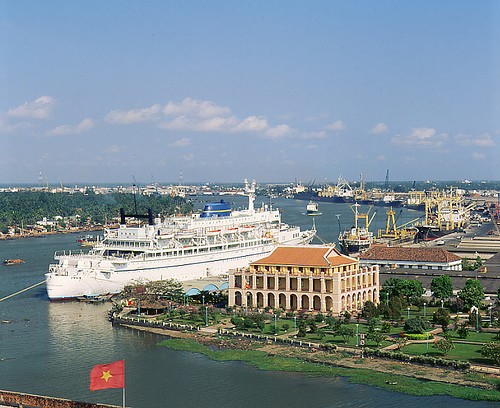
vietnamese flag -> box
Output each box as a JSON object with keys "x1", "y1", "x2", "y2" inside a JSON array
[{"x1": 90, "y1": 360, "x2": 125, "y2": 391}]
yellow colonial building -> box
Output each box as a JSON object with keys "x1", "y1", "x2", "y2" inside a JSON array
[{"x1": 228, "y1": 245, "x2": 379, "y2": 314}]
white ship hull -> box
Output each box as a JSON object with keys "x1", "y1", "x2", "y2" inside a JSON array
[
  {"x1": 46, "y1": 181, "x2": 315, "y2": 300},
  {"x1": 46, "y1": 233, "x2": 313, "y2": 300}
]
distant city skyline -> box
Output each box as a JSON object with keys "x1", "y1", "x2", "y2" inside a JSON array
[{"x1": 1, "y1": 1, "x2": 499, "y2": 184}]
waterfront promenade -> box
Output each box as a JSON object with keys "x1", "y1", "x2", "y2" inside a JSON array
[{"x1": 0, "y1": 390, "x2": 120, "y2": 408}]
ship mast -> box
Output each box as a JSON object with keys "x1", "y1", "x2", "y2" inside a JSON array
[{"x1": 244, "y1": 179, "x2": 256, "y2": 213}]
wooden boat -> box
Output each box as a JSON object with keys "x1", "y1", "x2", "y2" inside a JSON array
[{"x1": 3, "y1": 259, "x2": 25, "y2": 266}]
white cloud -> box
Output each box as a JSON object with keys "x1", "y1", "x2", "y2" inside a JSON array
[
  {"x1": 377, "y1": 155, "x2": 387, "y2": 161},
  {"x1": 325, "y1": 120, "x2": 346, "y2": 132},
  {"x1": 370, "y1": 122, "x2": 388, "y2": 134},
  {"x1": 160, "y1": 115, "x2": 238, "y2": 132},
  {"x1": 164, "y1": 97, "x2": 230, "y2": 118},
  {"x1": 105, "y1": 104, "x2": 161, "y2": 124},
  {"x1": 47, "y1": 118, "x2": 95, "y2": 136},
  {"x1": 182, "y1": 153, "x2": 194, "y2": 161},
  {"x1": 235, "y1": 116, "x2": 269, "y2": 132},
  {"x1": 0, "y1": 116, "x2": 32, "y2": 134},
  {"x1": 107, "y1": 97, "x2": 297, "y2": 138},
  {"x1": 170, "y1": 137, "x2": 191, "y2": 147},
  {"x1": 455, "y1": 133, "x2": 495, "y2": 147},
  {"x1": 266, "y1": 124, "x2": 293, "y2": 139},
  {"x1": 7, "y1": 96, "x2": 54, "y2": 119},
  {"x1": 392, "y1": 127, "x2": 447, "y2": 148},
  {"x1": 472, "y1": 152, "x2": 485, "y2": 160}
]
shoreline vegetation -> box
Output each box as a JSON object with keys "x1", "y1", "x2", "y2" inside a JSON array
[{"x1": 116, "y1": 322, "x2": 500, "y2": 402}]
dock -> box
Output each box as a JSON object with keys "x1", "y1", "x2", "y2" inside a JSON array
[{"x1": 0, "y1": 390, "x2": 120, "y2": 408}]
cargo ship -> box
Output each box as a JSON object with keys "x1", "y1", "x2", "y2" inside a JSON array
[{"x1": 338, "y1": 204, "x2": 376, "y2": 254}]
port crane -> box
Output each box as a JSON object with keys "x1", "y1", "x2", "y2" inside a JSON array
[{"x1": 378, "y1": 207, "x2": 422, "y2": 241}]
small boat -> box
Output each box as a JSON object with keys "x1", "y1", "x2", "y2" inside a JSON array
[
  {"x1": 77, "y1": 293, "x2": 113, "y2": 303},
  {"x1": 76, "y1": 235, "x2": 100, "y2": 247},
  {"x1": 306, "y1": 201, "x2": 321, "y2": 216},
  {"x1": 3, "y1": 259, "x2": 25, "y2": 265}
]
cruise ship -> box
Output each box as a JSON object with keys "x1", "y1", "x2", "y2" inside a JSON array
[{"x1": 45, "y1": 180, "x2": 316, "y2": 300}]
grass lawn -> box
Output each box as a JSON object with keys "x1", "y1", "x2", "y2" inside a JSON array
[
  {"x1": 402, "y1": 342, "x2": 492, "y2": 365},
  {"x1": 446, "y1": 330, "x2": 498, "y2": 343}
]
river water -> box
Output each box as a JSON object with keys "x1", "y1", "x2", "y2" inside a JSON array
[{"x1": 0, "y1": 197, "x2": 496, "y2": 407}]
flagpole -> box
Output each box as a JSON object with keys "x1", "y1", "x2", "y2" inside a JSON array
[{"x1": 122, "y1": 359, "x2": 126, "y2": 408}]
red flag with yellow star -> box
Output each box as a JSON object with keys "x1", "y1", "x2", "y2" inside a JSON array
[{"x1": 90, "y1": 360, "x2": 125, "y2": 391}]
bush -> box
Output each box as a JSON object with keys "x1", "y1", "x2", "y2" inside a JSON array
[
  {"x1": 323, "y1": 343, "x2": 337, "y2": 352},
  {"x1": 405, "y1": 333, "x2": 432, "y2": 341},
  {"x1": 364, "y1": 348, "x2": 470, "y2": 370},
  {"x1": 315, "y1": 313, "x2": 324, "y2": 322}
]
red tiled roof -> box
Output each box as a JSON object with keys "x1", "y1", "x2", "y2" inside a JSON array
[
  {"x1": 252, "y1": 245, "x2": 356, "y2": 267},
  {"x1": 360, "y1": 246, "x2": 461, "y2": 263}
]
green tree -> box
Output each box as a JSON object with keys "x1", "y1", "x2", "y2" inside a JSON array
[
  {"x1": 337, "y1": 325, "x2": 354, "y2": 344},
  {"x1": 382, "y1": 278, "x2": 423, "y2": 303},
  {"x1": 399, "y1": 279, "x2": 424, "y2": 303},
  {"x1": 385, "y1": 295, "x2": 403, "y2": 321},
  {"x1": 431, "y1": 275, "x2": 453, "y2": 300},
  {"x1": 457, "y1": 322, "x2": 469, "y2": 339},
  {"x1": 342, "y1": 311, "x2": 351, "y2": 324},
  {"x1": 458, "y1": 279, "x2": 484, "y2": 309},
  {"x1": 367, "y1": 330, "x2": 385, "y2": 347},
  {"x1": 362, "y1": 301, "x2": 379, "y2": 320},
  {"x1": 404, "y1": 317, "x2": 429, "y2": 334},
  {"x1": 434, "y1": 338, "x2": 454, "y2": 355},
  {"x1": 381, "y1": 278, "x2": 401, "y2": 301},
  {"x1": 145, "y1": 279, "x2": 184, "y2": 301},
  {"x1": 481, "y1": 342, "x2": 500, "y2": 366},
  {"x1": 433, "y1": 308, "x2": 451, "y2": 331},
  {"x1": 297, "y1": 320, "x2": 307, "y2": 337}
]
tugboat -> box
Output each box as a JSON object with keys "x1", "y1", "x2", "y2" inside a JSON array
[{"x1": 338, "y1": 204, "x2": 376, "y2": 254}]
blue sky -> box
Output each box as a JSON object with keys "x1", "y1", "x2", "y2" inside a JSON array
[{"x1": 1, "y1": 1, "x2": 499, "y2": 185}]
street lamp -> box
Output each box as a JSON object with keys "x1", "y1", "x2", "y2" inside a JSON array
[
  {"x1": 490, "y1": 303, "x2": 493, "y2": 327},
  {"x1": 423, "y1": 302, "x2": 426, "y2": 318},
  {"x1": 205, "y1": 306, "x2": 208, "y2": 326},
  {"x1": 293, "y1": 316, "x2": 297, "y2": 338},
  {"x1": 202, "y1": 295, "x2": 205, "y2": 306},
  {"x1": 471, "y1": 306, "x2": 479, "y2": 332},
  {"x1": 426, "y1": 331, "x2": 429, "y2": 354},
  {"x1": 441, "y1": 299, "x2": 444, "y2": 309},
  {"x1": 407, "y1": 306, "x2": 410, "y2": 320},
  {"x1": 356, "y1": 323, "x2": 359, "y2": 347},
  {"x1": 274, "y1": 314, "x2": 277, "y2": 335}
]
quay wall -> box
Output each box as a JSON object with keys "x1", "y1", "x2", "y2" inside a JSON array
[{"x1": 0, "y1": 390, "x2": 119, "y2": 408}]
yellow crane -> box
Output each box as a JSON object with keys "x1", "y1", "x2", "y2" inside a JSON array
[{"x1": 378, "y1": 207, "x2": 421, "y2": 241}]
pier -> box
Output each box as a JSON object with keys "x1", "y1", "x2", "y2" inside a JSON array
[{"x1": 0, "y1": 390, "x2": 120, "y2": 408}]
